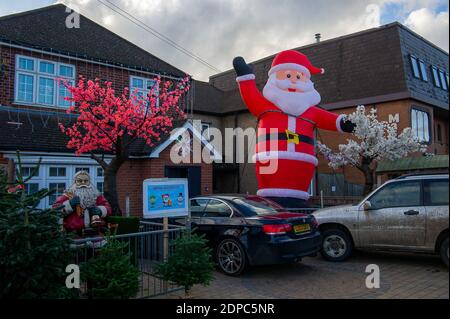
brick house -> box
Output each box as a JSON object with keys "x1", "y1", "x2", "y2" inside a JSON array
[
  {"x1": 0, "y1": 4, "x2": 217, "y2": 215},
  {"x1": 191, "y1": 22, "x2": 449, "y2": 202},
  {"x1": 1, "y1": 4, "x2": 448, "y2": 211}
]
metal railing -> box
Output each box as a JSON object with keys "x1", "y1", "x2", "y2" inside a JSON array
[
  {"x1": 282, "y1": 207, "x2": 319, "y2": 214},
  {"x1": 70, "y1": 221, "x2": 185, "y2": 299}
]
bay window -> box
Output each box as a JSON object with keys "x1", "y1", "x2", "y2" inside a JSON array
[
  {"x1": 14, "y1": 55, "x2": 75, "y2": 108},
  {"x1": 15, "y1": 162, "x2": 105, "y2": 208}
]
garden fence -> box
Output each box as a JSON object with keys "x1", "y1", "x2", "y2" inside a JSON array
[{"x1": 70, "y1": 221, "x2": 185, "y2": 298}]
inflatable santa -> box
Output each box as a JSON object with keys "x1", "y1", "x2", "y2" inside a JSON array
[
  {"x1": 52, "y1": 170, "x2": 111, "y2": 233},
  {"x1": 233, "y1": 50, "x2": 355, "y2": 204}
]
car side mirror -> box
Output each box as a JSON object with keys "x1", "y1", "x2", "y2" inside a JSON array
[{"x1": 363, "y1": 201, "x2": 372, "y2": 211}]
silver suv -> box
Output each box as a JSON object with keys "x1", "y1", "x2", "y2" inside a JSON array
[{"x1": 313, "y1": 174, "x2": 449, "y2": 267}]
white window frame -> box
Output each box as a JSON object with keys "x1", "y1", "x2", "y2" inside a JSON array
[
  {"x1": 14, "y1": 54, "x2": 76, "y2": 109},
  {"x1": 38, "y1": 60, "x2": 56, "y2": 76},
  {"x1": 411, "y1": 108, "x2": 430, "y2": 143},
  {"x1": 48, "y1": 166, "x2": 68, "y2": 179},
  {"x1": 73, "y1": 166, "x2": 91, "y2": 174},
  {"x1": 129, "y1": 75, "x2": 159, "y2": 107},
  {"x1": 47, "y1": 181, "x2": 68, "y2": 208},
  {"x1": 15, "y1": 72, "x2": 36, "y2": 104},
  {"x1": 37, "y1": 75, "x2": 56, "y2": 106}
]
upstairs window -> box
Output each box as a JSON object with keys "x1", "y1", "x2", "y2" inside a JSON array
[
  {"x1": 410, "y1": 55, "x2": 421, "y2": 79},
  {"x1": 439, "y1": 70, "x2": 448, "y2": 91},
  {"x1": 411, "y1": 108, "x2": 430, "y2": 143},
  {"x1": 418, "y1": 60, "x2": 428, "y2": 82},
  {"x1": 129, "y1": 75, "x2": 158, "y2": 108},
  {"x1": 18, "y1": 57, "x2": 34, "y2": 71},
  {"x1": 431, "y1": 66, "x2": 441, "y2": 88},
  {"x1": 15, "y1": 55, "x2": 75, "y2": 108}
]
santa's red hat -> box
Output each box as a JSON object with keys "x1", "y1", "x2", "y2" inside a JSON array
[{"x1": 268, "y1": 50, "x2": 325, "y2": 77}]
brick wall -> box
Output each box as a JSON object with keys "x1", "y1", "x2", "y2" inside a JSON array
[
  {"x1": 217, "y1": 98, "x2": 449, "y2": 195},
  {"x1": 0, "y1": 45, "x2": 213, "y2": 214},
  {"x1": 117, "y1": 143, "x2": 213, "y2": 217},
  {"x1": 0, "y1": 45, "x2": 179, "y2": 111}
]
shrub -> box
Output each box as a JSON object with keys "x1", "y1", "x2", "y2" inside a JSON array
[
  {"x1": 156, "y1": 231, "x2": 214, "y2": 296},
  {"x1": 0, "y1": 153, "x2": 75, "y2": 299},
  {"x1": 80, "y1": 237, "x2": 140, "y2": 299}
]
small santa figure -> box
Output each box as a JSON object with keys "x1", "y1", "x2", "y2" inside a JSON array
[
  {"x1": 52, "y1": 170, "x2": 111, "y2": 233},
  {"x1": 233, "y1": 50, "x2": 355, "y2": 205}
]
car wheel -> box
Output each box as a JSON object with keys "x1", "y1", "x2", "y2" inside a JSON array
[
  {"x1": 440, "y1": 237, "x2": 449, "y2": 268},
  {"x1": 320, "y1": 228, "x2": 353, "y2": 262},
  {"x1": 216, "y1": 238, "x2": 247, "y2": 276}
]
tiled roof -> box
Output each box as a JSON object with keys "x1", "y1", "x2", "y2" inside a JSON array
[
  {"x1": 377, "y1": 155, "x2": 449, "y2": 172},
  {"x1": 207, "y1": 22, "x2": 448, "y2": 114},
  {"x1": 0, "y1": 4, "x2": 186, "y2": 78},
  {"x1": 0, "y1": 107, "x2": 183, "y2": 157},
  {"x1": 192, "y1": 80, "x2": 224, "y2": 114}
]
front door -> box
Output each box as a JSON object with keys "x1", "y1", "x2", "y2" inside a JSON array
[
  {"x1": 358, "y1": 180, "x2": 426, "y2": 249},
  {"x1": 165, "y1": 166, "x2": 202, "y2": 198}
]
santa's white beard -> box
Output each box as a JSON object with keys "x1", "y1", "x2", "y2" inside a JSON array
[
  {"x1": 262, "y1": 75, "x2": 321, "y2": 116},
  {"x1": 68, "y1": 184, "x2": 99, "y2": 209}
]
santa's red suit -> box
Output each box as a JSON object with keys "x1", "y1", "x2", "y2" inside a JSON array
[
  {"x1": 52, "y1": 194, "x2": 111, "y2": 232},
  {"x1": 234, "y1": 50, "x2": 348, "y2": 200}
]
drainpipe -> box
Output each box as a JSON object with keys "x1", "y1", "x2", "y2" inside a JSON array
[{"x1": 234, "y1": 113, "x2": 241, "y2": 193}]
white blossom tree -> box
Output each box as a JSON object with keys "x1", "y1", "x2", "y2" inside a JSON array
[{"x1": 317, "y1": 105, "x2": 426, "y2": 195}]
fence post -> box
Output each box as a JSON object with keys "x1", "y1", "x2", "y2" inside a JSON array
[
  {"x1": 320, "y1": 190, "x2": 324, "y2": 208},
  {"x1": 163, "y1": 217, "x2": 169, "y2": 293},
  {"x1": 163, "y1": 217, "x2": 169, "y2": 262}
]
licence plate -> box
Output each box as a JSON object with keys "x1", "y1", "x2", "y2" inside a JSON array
[{"x1": 294, "y1": 224, "x2": 310, "y2": 233}]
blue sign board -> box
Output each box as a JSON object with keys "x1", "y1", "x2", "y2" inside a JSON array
[{"x1": 143, "y1": 178, "x2": 189, "y2": 218}]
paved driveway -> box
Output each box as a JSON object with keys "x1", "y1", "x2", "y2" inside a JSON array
[{"x1": 164, "y1": 251, "x2": 448, "y2": 299}]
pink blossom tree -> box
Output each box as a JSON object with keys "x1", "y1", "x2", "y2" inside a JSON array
[{"x1": 59, "y1": 76, "x2": 190, "y2": 215}]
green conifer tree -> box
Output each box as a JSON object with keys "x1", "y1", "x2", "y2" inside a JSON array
[
  {"x1": 80, "y1": 236, "x2": 140, "y2": 299},
  {"x1": 0, "y1": 152, "x2": 74, "y2": 299},
  {"x1": 156, "y1": 232, "x2": 214, "y2": 297}
]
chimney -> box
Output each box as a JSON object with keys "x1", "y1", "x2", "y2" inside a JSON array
[{"x1": 315, "y1": 33, "x2": 321, "y2": 43}]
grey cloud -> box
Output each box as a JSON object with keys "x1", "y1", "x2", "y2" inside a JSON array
[{"x1": 60, "y1": 0, "x2": 448, "y2": 80}]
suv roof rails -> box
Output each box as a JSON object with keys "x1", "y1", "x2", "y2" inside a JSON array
[{"x1": 395, "y1": 172, "x2": 449, "y2": 180}]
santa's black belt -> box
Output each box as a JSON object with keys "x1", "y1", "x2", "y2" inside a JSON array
[{"x1": 257, "y1": 131, "x2": 315, "y2": 146}]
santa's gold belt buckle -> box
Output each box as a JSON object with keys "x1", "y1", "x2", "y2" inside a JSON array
[{"x1": 285, "y1": 129, "x2": 300, "y2": 144}]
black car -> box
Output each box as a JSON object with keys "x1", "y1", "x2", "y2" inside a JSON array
[{"x1": 186, "y1": 195, "x2": 321, "y2": 276}]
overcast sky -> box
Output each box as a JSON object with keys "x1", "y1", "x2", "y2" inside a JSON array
[{"x1": 1, "y1": 0, "x2": 448, "y2": 80}]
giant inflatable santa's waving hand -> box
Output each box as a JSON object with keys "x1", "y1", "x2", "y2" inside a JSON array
[{"x1": 233, "y1": 50, "x2": 355, "y2": 205}]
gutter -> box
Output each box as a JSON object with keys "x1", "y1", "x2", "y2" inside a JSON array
[{"x1": 0, "y1": 39, "x2": 184, "y2": 81}]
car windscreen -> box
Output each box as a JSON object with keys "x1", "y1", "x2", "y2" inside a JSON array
[{"x1": 232, "y1": 198, "x2": 280, "y2": 216}]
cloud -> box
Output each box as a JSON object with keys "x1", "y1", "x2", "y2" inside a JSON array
[
  {"x1": 404, "y1": 8, "x2": 449, "y2": 51},
  {"x1": 46, "y1": 0, "x2": 448, "y2": 80}
]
